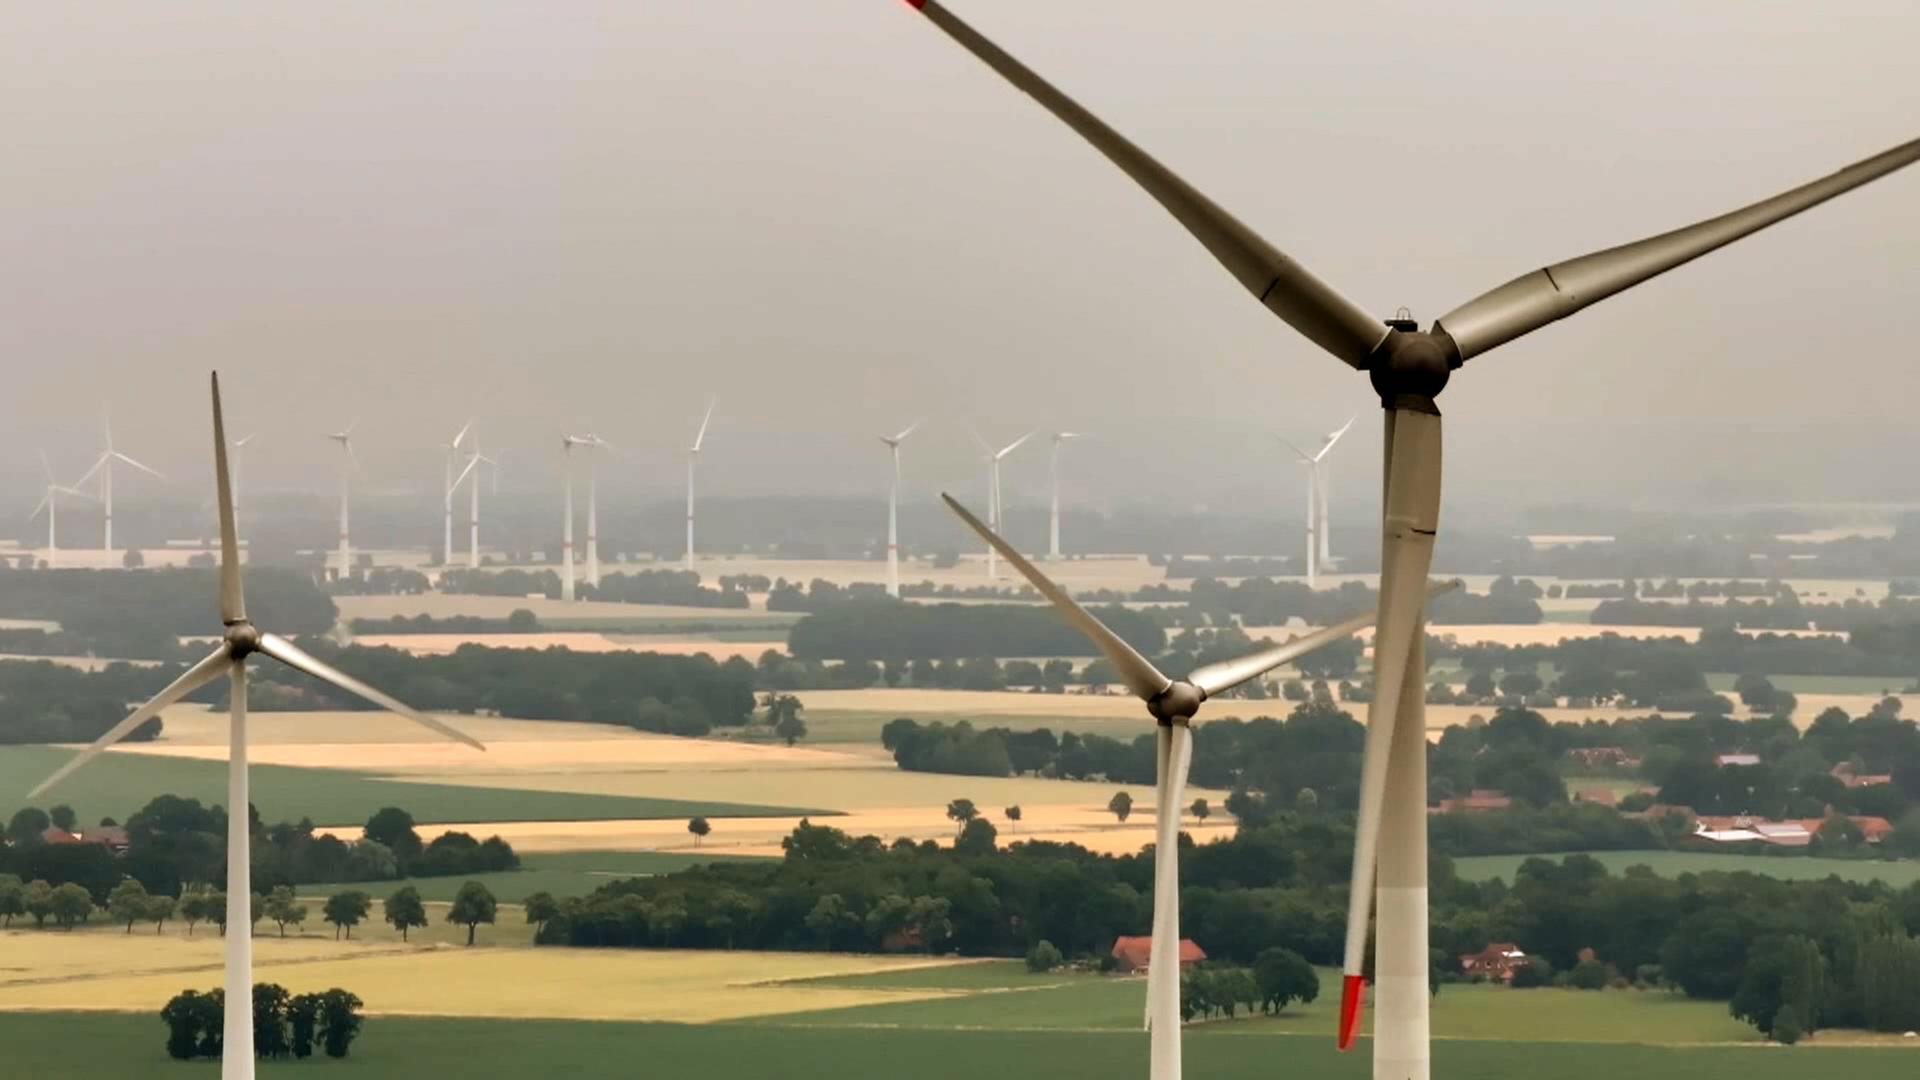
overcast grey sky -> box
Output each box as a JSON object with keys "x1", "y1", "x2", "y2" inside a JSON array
[{"x1": 3, "y1": 1, "x2": 1916, "y2": 513}]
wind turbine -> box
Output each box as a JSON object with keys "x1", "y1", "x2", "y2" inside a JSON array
[
  {"x1": 29, "y1": 453, "x2": 93, "y2": 569},
  {"x1": 559, "y1": 434, "x2": 592, "y2": 602},
  {"x1": 325, "y1": 423, "x2": 357, "y2": 581},
  {"x1": 892, "y1": 5, "x2": 1919, "y2": 1077},
  {"x1": 27, "y1": 373, "x2": 483, "y2": 1080},
  {"x1": 880, "y1": 420, "x2": 922, "y2": 598},
  {"x1": 1048, "y1": 431, "x2": 1081, "y2": 560},
  {"x1": 452, "y1": 436, "x2": 498, "y2": 571},
  {"x1": 76, "y1": 410, "x2": 165, "y2": 554},
  {"x1": 579, "y1": 431, "x2": 612, "y2": 587},
  {"x1": 1280, "y1": 416, "x2": 1355, "y2": 588},
  {"x1": 685, "y1": 398, "x2": 716, "y2": 572},
  {"x1": 943, "y1": 492, "x2": 1455, "y2": 1080},
  {"x1": 971, "y1": 429, "x2": 1032, "y2": 580},
  {"x1": 440, "y1": 421, "x2": 473, "y2": 566}
]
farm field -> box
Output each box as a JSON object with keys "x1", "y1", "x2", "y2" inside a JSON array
[
  {"x1": 351, "y1": 631, "x2": 783, "y2": 663},
  {"x1": 1452, "y1": 850, "x2": 1920, "y2": 888},
  {"x1": 313, "y1": 849, "x2": 771, "y2": 903},
  {"x1": 0, "y1": 745, "x2": 821, "y2": 829},
  {"x1": 332, "y1": 593, "x2": 793, "y2": 627},
  {"x1": 8, "y1": 1014, "x2": 1919, "y2": 1080}
]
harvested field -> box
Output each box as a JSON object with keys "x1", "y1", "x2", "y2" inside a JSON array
[
  {"x1": 0, "y1": 931, "x2": 977, "y2": 1023},
  {"x1": 333, "y1": 593, "x2": 782, "y2": 624},
  {"x1": 351, "y1": 632, "x2": 783, "y2": 662}
]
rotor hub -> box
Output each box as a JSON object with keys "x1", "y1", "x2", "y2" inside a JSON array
[
  {"x1": 223, "y1": 621, "x2": 261, "y2": 658},
  {"x1": 1367, "y1": 325, "x2": 1460, "y2": 410},
  {"x1": 1149, "y1": 681, "x2": 1204, "y2": 723}
]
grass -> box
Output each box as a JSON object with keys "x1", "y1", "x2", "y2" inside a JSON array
[
  {"x1": 777, "y1": 962, "x2": 1756, "y2": 1044},
  {"x1": 1452, "y1": 849, "x2": 1920, "y2": 887},
  {"x1": 0, "y1": 746, "x2": 829, "y2": 828},
  {"x1": 9, "y1": 1013, "x2": 1920, "y2": 1080},
  {"x1": 1703, "y1": 673, "x2": 1907, "y2": 696},
  {"x1": 313, "y1": 850, "x2": 771, "y2": 903},
  {"x1": 798, "y1": 708, "x2": 1145, "y2": 745}
]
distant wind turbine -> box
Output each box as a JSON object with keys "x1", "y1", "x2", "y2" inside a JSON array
[
  {"x1": 27, "y1": 372, "x2": 483, "y2": 1080},
  {"x1": 76, "y1": 410, "x2": 164, "y2": 554},
  {"x1": 559, "y1": 434, "x2": 592, "y2": 602},
  {"x1": 879, "y1": 420, "x2": 922, "y2": 598},
  {"x1": 1280, "y1": 416, "x2": 1355, "y2": 587},
  {"x1": 451, "y1": 435, "x2": 498, "y2": 570},
  {"x1": 326, "y1": 422, "x2": 357, "y2": 581},
  {"x1": 579, "y1": 431, "x2": 612, "y2": 587},
  {"x1": 685, "y1": 398, "x2": 716, "y2": 572},
  {"x1": 30, "y1": 452, "x2": 93, "y2": 569},
  {"x1": 972, "y1": 429, "x2": 1032, "y2": 580},
  {"x1": 1048, "y1": 432, "x2": 1081, "y2": 560},
  {"x1": 440, "y1": 420, "x2": 472, "y2": 566}
]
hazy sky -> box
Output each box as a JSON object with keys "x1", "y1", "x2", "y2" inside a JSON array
[{"x1": 3, "y1": 1, "x2": 1917, "y2": 514}]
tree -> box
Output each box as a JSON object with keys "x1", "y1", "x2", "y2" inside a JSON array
[
  {"x1": 146, "y1": 895, "x2": 176, "y2": 934},
  {"x1": 265, "y1": 885, "x2": 307, "y2": 938},
  {"x1": 1732, "y1": 935, "x2": 1825, "y2": 1038},
  {"x1": 1026, "y1": 939, "x2": 1063, "y2": 973},
  {"x1": 8, "y1": 807, "x2": 51, "y2": 845},
  {"x1": 1190, "y1": 798, "x2": 1211, "y2": 824},
  {"x1": 945, "y1": 798, "x2": 979, "y2": 832},
  {"x1": 1254, "y1": 947, "x2": 1320, "y2": 1013},
  {"x1": 363, "y1": 807, "x2": 423, "y2": 862},
  {"x1": 323, "y1": 890, "x2": 371, "y2": 940},
  {"x1": 1509, "y1": 957, "x2": 1554, "y2": 988},
  {"x1": 1772, "y1": 1007, "x2": 1804, "y2": 1045},
  {"x1": 0, "y1": 875, "x2": 24, "y2": 928},
  {"x1": 447, "y1": 881, "x2": 497, "y2": 945},
  {"x1": 110, "y1": 878, "x2": 151, "y2": 933},
  {"x1": 48, "y1": 805, "x2": 76, "y2": 832},
  {"x1": 161, "y1": 989, "x2": 222, "y2": 1060},
  {"x1": 955, "y1": 817, "x2": 998, "y2": 856},
  {"x1": 688, "y1": 817, "x2": 712, "y2": 847},
  {"x1": 1004, "y1": 805, "x2": 1022, "y2": 833},
  {"x1": 50, "y1": 882, "x2": 93, "y2": 929},
  {"x1": 317, "y1": 988, "x2": 365, "y2": 1058},
  {"x1": 123, "y1": 547, "x2": 146, "y2": 568},
  {"x1": 288, "y1": 993, "x2": 321, "y2": 1059},
  {"x1": 384, "y1": 886, "x2": 428, "y2": 942},
  {"x1": 805, "y1": 893, "x2": 857, "y2": 950},
  {"x1": 25, "y1": 879, "x2": 55, "y2": 929},
  {"x1": 253, "y1": 982, "x2": 292, "y2": 1060},
  {"x1": 770, "y1": 694, "x2": 808, "y2": 745},
  {"x1": 1108, "y1": 791, "x2": 1133, "y2": 823},
  {"x1": 525, "y1": 891, "x2": 560, "y2": 935},
  {"x1": 178, "y1": 888, "x2": 215, "y2": 936}
]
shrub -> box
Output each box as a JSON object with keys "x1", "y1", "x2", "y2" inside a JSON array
[{"x1": 1026, "y1": 939, "x2": 1063, "y2": 973}]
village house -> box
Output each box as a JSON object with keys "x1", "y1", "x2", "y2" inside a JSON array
[
  {"x1": 1109, "y1": 936, "x2": 1206, "y2": 975},
  {"x1": 1459, "y1": 943, "x2": 1529, "y2": 983}
]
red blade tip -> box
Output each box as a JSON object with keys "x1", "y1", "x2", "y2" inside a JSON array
[{"x1": 1337, "y1": 974, "x2": 1367, "y2": 1051}]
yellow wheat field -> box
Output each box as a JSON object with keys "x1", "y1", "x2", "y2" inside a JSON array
[{"x1": 0, "y1": 930, "x2": 973, "y2": 1022}]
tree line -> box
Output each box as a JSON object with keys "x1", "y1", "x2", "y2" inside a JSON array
[
  {"x1": 0, "y1": 565, "x2": 335, "y2": 659},
  {"x1": 161, "y1": 984, "x2": 363, "y2": 1062}
]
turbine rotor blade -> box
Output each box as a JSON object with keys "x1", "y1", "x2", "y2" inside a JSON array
[
  {"x1": 28, "y1": 647, "x2": 234, "y2": 799},
  {"x1": 113, "y1": 451, "x2": 164, "y2": 479},
  {"x1": 1437, "y1": 134, "x2": 1920, "y2": 361},
  {"x1": 902, "y1": 0, "x2": 1386, "y2": 369},
  {"x1": 1316, "y1": 415, "x2": 1358, "y2": 460},
  {"x1": 452, "y1": 456, "x2": 481, "y2": 491},
  {"x1": 1277, "y1": 435, "x2": 1315, "y2": 463},
  {"x1": 940, "y1": 493, "x2": 1171, "y2": 702},
  {"x1": 997, "y1": 430, "x2": 1034, "y2": 458},
  {"x1": 451, "y1": 419, "x2": 474, "y2": 449},
  {"x1": 75, "y1": 453, "x2": 110, "y2": 489},
  {"x1": 691, "y1": 398, "x2": 717, "y2": 452},
  {"x1": 1186, "y1": 579, "x2": 1458, "y2": 700},
  {"x1": 255, "y1": 632, "x2": 484, "y2": 751},
  {"x1": 1339, "y1": 408, "x2": 1442, "y2": 1053},
  {"x1": 211, "y1": 373, "x2": 245, "y2": 623}
]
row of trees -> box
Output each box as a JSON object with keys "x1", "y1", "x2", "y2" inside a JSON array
[
  {"x1": 161, "y1": 985, "x2": 363, "y2": 1061},
  {"x1": 0, "y1": 565, "x2": 335, "y2": 659}
]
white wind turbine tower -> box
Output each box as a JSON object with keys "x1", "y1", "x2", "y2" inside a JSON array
[
  {"x1": 1048, "y1": 431, "x2": 1081, "y2": 560},
  {"x1": 684, "y1": 398, "x2": 716, "y2": 572},
  {"x1": 76, "y1": 411, "x2": 165, "y2": 554},
  {"x1": 452, "y1": 435, "x2": 498, "y2": 571},
  {"x1": 879, "y1": 420, "x2": 922, "y2": 598},
  {"x1": 29, "y1": 453, "x2": 94, "y2": 569},
  {"x1": 942, "y1": 492, "x2": 1453, "y2": 1080},
  {"x1": 559, "y1": 434, "x2": 592, "y2": 603},
  {"x1": 972, "y1": 429, "x2": 1031, "y2": 580},
  {"x1": 1280, "y1": 416, "x2": 1355, "y2": 587},
  {"x1": 579, "y1": 431, "x2": 612, "y2": 587},
  {"x1": 325, "y1": 423, "x2": 357, "y2": 581},
  {"x1": 893, "y1": 5, "x2": 1917, "y2": 1077},
  {"x1": 28, "y1": 372, "x2": 484, "y2": 1080},
  {"x1": 440, "y1": 421, "x2": 473, "y2": 566}
]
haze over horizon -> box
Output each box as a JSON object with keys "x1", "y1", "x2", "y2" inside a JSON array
[{"x1": 4, "y1": 1, "x2": 1917, "y2": 513}]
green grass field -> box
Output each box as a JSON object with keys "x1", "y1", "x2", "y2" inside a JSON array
[
  {"x1": 1704, "y1": 673, "x2": 1905, "y2": 696},
  {"x1": 778, "y1": 961, "x2": 1755, "y2": 1044},
  {"x1": 309, "y1": 849, "x2": 772, "y2": 903},
  {"x1": 0, "y1": 746, "x2": 829, "y2": 828},
  {"x1": 1453, "y1": 850, "x2": 1920, "y2": 887},
  {"x1": 7, "y1": 1012, "x2": 1916, "y2": 1080},
  {"x1": 798, "y1": 709, "x2": 1143, "y2": 745}
]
